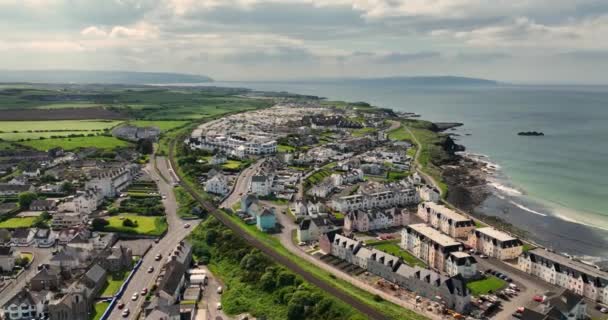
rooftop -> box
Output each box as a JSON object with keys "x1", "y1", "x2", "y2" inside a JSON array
[
  {"x1": 528, "y1": 248, "x2": 608, "y2": 280},
  {"x1": 407, "y1": 223, "x2": 461, "y2": 247},
  {"x1": 423, "y1": 202, "x2": 472, "y2": 222},
  {"x1": 475, "y1": 227, "x2": 516, "y2": 242}
]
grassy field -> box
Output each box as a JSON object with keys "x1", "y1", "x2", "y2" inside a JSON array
[
  {"x1": 18, "y1": 136, "x2": 131, "y2": 151},
  {"x1": 223, "y1": 159, "x2": 243, "y2": 170},
  {"x1": 0, "y1": 131, "x2": 107, "y2": 141},
  {"x1": 388, "y1": 126, "x2": 412, "y2": 141},
  {"x1": 103, "y1": 214, "x2": 167, "y2": 236},
  {"x1": 90, "y1": 301, "x2": 110, "y2": 320},
  {"x1": 466, "y1": 276, "x2": 507, "y2": 296},
  {"x1": 277, "y1": 144, "x2": 296, "y2": 153},
  {"x1": 367, "y1": 240, "x2": 427, "y2": 267},
  {"x1": 0, "y1": 217, "x2": 37, "y2": 229},
  {"x1": 174, "y1": 186, "x2": 199, "y2": 219},
  {"x1": 386, "y1": 170, "x2": 410, "y2": 181},
  {"x1": 35, "y1": 102, "x2": 98, "y2": 110},
  {"x1": 0, "y1": 120, "x2": 121, "y2": 132},
  {"x1": 127, "y1": 120, "x2": 189, "y2": 131},
  {"x1": 100, "y1": 270, "x2": 129, "y2": 297},
  {"x1": 351, "y1": 127, "x2": 377, "y2": 137},
  {"x1": 305, "y1": 169, "x2": 332, "y2": 186}
]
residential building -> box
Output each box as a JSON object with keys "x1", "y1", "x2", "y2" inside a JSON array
[
  {"x1": 401, "y1": 224, "x2": 464, "y2": 272},
  {"x1": 250, "y1": 175, "x2": 271, "y2": 196},
  {"x1": 330, "y1": 181, "x2": 418, "y2": 213},
  {"x1": 98, "y1": 245, "x2": 132, "y2": 272},
  {"x1": 0, "y1": 184, "x2": 34, "y2": 196},
  {"x1": 256, "y1": 208, "x2": 276, "y2": 232},
  {"x1": 417, "y1": 202, "x2": 475, "y2": 239},
  {"x1": 344, "y1": 208, "x2": 409, "y2": 233},
  {"x1": 297, "y1": 217, "x2": 335, "y2": 243},
  {"x1": 11, "y1": 228, "x2": 35, "y2": 246},
  {"x1": 84, "y1": 163, "x2": 138, "y2": 198},
  {"x1": 521, "y1": 290, "x2": 587, "y2": 320},
  {"x1": 158, "y1": 260, "x2": 187, "y2": 305},
  {"x1": 331, "y1": 169, "x2": 364, "y2": 186},
  {"x1": 445, "y1": 252, "x2": 477, "y2": 278},
  {"x1": 418, "y1": 185, "x2": 441, "y2": 203},
  {"x1": 0, "y1": 246, "x2": 16, "y2": 272},
  {"x1": 29, "y1": 199, "x2": 57, "y2": 212},
  {"x1": 518, "y1": 248, "x2": 608, "y2": 304},
  {"x1": 57, "y1": 189, "x2": 103, "y2": 215},
  {"x1": 30, "y1": 266, "x2": 61, "y2": 291},
  {"x1": 309, "y1": 180, "x2": 334, "y2": 198},
  {"x1": 2, "y1": 289, "x2": 49, "y2": 320},
  {"x1": 190, "y1": 134, "x2": 277, "y2": 156},
  {"x1": 47, "y1": 264, "x2": 107, "y2": 320},
  {"x1": 205, "y1": 173, "x2": 229, "y2": 196},
  {"x1": 51, "y1": 211, "x2": 84, "y2": 229},
  {"x1": 209, "y1": 154, "x2": 227, "y2": 165},
  {"x1": 48, "y1": 246, "x2": 89, "y2": 269},
  {"x1": 468, "y1": 227, "x2": 523, "y2": 260}
]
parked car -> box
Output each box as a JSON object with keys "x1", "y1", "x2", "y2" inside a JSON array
[
  {"x1": 600, "y1": 307, "x2": 608, "y2": 314},
  {"x1": 148, "y1": 266, "x2": 154, "y2": 273},
  {"x1": 141, "y1": 288, "x2": 148, "y2": 295},
  {"x1": 512, "y1": 312, "x2": 522, "y2": 318},
  {"x1": 533, "y1": 295, "x2": 544, "y2": 302},
  {"x1": 155, "y1": 254, "x2": 162, "y2": 261},
  {"x1": 117, "y1": 302, "x2": 125, "y2": 309},
  {"x1": 479, "y1": 254, "x2": 488, "y2": 259},
  {"x1": 184, "y1": 223, "x2": 191, "y2": 228},
  {"x1": 505, "y1": 277, "x2": 513, "y2": 282},
  {"x1": 122, "y1": 309, "x2": 130, "y2": 317}
]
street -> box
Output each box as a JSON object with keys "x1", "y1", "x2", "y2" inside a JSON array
[
  {"x1": 0, "y1": 246, "x2": 53, "y2": 307},
  {"x1": 220, "y1": 158, "x2": 264, "y2": 210},
  {"x1": 106, "y1": 156, "x2": 200, "y2": 320}
]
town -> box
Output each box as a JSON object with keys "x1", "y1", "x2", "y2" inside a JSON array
[{"x1": 0, "y1": 96, "x2": 607, "y2": 320}]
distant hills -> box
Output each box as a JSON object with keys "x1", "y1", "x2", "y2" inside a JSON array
[
  {"x1": 341, "y1": 76, "x2": 498, "y2": 86},
  {"x1": 0, "y1": 70, "x2": 213, "y2": 85}
]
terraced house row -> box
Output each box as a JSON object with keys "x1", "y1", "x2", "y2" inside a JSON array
[
  {"x1": 417, "y1": 202, "x2": 475, "y2": 239},
  {"x1": 518, "y1": 248, "x2": 608, "y2": 304},
  {"x1": 320, "y1": 232, "x2": 471, "y2": 313},
  {"x1": 330, "y1": 180, "x2": 418, "y2": 213}
]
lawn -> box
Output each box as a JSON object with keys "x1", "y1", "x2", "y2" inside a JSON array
[
  {"x1": 0, "y1": 120, "x2": 121, "y2": 132},
  {"x1": 103, "y1": 214, "x2": 167, "y2": 236},
  {"x1": 351, "y1": 127, "x2": 377, "y2": 137},
  {"x1": 0, "y1": 217, "x2": 37, "y2": 229},
  {"x1": 18, "y1": 136, "x2": 131, "y2": 151},
  {"x1": 368, "y1": 240, "x2": 427, "y2": 267},
  {"x1": 387, "y1": 127, "x2": 412, "y2": 141},
  {"x1": 174, "y1": 186, "x2": 199, "y2": 219},
  {"x1": 277, "y1": 144, "x2": 296, "y2": 153},
  {"x1": 222, "y1": 160, "x2": 243, "y2": 170},
  {"x1": 100, "y1": 270, "x2": 129, "y2": 297},
  {"x1": 90, "y1": 301, "x2": 110, "y2": 320},
  {"x1": 0, "y1": 131, "x2": 107, "y2": 141},
  {"x1": 522, "y1": 243, "x2": 536, "y2": 252},
  {"x1": 305, "y1": 169, "x2": 332, "y2": 186},
  {"x1": 466, "y1": 276, "x2": 507, "y2": 296},
  {"x1": 387, "y1": 170, "x2": 410, "y2": 181},
  {"x1": 127, "y1": 120, "x2": 189, "y2": 131}
]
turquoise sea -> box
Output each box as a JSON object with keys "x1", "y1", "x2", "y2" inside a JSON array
[{"x1": 209, "y1": 81, "x2": 608, "y2": 262}]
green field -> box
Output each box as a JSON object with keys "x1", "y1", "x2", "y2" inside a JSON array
[
  {"x1": 305, "y1": 169, "x2": 332, "y2": 186},
  {"x1": 351, "y1": 127, "x2": 377, "y2": 137},
  {"x1": 35, "y1": 103, "x2": 99, "y2": 110},
  {"x1": 174, "y1": 186, "x2": 199, "y2": 219},
  {"x1": 100, "y1": 270, "x2": 129, "y2": 297},
  {"x1": 466, "y1": 276, "x2": 507, "y2": 296},
  {"x1": 90, "y1": 302, "x2": 110, "y2": 320},
  {"x1": 222, "y1": 159, "x2": 243, "y2": 170},
  {"x1": 128, "y1": 120, "x2": 189, "y2": 131},
  {"x1": 0, "y1": 217, "x2": 37, "y2": 229},
  {"x1": 103, "y1": 214, "x2": 167, "y2": 236},
  {"x1": 18, "y1": 136, "x2": 131, "y2": 151},
  {"x1": 387, "y1": 127, "x2": 412, "y2": 141},
  {"x1": 0, "y1": 120, "x2": 121, "y2": 132},
  {"x1": 367, "y1": 240, "x2": 427, "y2": 267},
  {"x1": 277, "y1": 144, "x2": 296, "y2": 153},
  {"x1": 386, "y1": 170, "x2": 410, "y2": 181},
  {"x1": 0, "y1": 131, "x2": 106, "y2": 141}
]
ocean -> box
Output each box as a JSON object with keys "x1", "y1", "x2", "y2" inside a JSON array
[{"x1": 210, "y1": 81, "x2": 608, "y2": 263}]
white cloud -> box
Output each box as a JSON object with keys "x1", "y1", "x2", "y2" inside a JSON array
[{"x1": 81, "y1": 26, "x2": 107, "y2": 37}]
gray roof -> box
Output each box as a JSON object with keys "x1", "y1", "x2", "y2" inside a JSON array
[
  {"x1": 524, "y1": 248, "x2": 608, "y2": 287},
  {"x1": 251, "y1": 175, "x2": 268, "y2": 182},
  {"x1": 159, "y1": 260, "x2": 186, "y2": 295},
  {"x1": 85, "y1": 264, "x2": 107, "y2": 285}
]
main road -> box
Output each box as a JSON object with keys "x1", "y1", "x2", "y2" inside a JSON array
[{"x1": 107, "y1": 155, "x2": 200, "y2": 320}]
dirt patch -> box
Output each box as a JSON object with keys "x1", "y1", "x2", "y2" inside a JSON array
[{"x1": 0, "y1": 107, "x2": 127, "y2": 120}]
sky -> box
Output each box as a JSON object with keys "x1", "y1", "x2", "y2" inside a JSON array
[{"x1": 1, "y1": 0, "x2": 608, "y2": 83}]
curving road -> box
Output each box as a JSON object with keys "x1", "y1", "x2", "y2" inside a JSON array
[{"x1": 106, "y1": 156, "x2": 200, "y2": 320}]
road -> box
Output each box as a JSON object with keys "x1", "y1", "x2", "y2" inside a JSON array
[
  {"x1": 168, "y1": 139, "x2": 390, "y2": 320},
  {"x1": 107, "y1": 156, "x2": 200, "y2": 320},
  {"x1": 0, "y1": 246, "x2": 53, "y2": 307},
  {"x1": 220, "y1": 158, "x2": 265, "y2": 210},
  {"x1": 194, "y1": 265, "x2": 231, "y2": 320}
]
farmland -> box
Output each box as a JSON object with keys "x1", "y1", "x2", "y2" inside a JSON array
[
  {"x1": 0, "y1": 120, "x2": 121, "y2": 132},
  {"x1": 127, "y1": 120, "x2": 189, "y2": 131},
  {"x1": 18, "y1": 136, "x2": 131, "y2": 151}
]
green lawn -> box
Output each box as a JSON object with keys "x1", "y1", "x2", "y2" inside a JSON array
[
  {"x1": 222, "y1": 160, "x2": 243, "y2": 170},
  {"x1": 386, "y1": 170, "x2": 410, "y2": 181},
  {"x1": 90, "y1": 301, "x2": 110, "y2": 320},
  {"x1": 100, "y1": 270, "x2": 129, "y2": 297},
  {"x1": 103, "y1": 214, "x2": 167, "y2": 236},
  {"x1": 0, "y1": 217, "x2": 37, "y2": 229},
  {"x1": 0, "y1": 120, "x2": 122, "y2": 132},
  {"x1": 277, "y1": 144, "x2": 296, "y2": 153},
  {"x1": 35, "y1": 102, "x2": 98, "y2": 110},
  {"x1": 387, "y1": 127, "x2": 412, "y2": 141},
  {"x1": 351, "y1": 127, "x2": 377, "y2": 137},
  {"x1": 522, "y1": 243, "x2": 536, "y2": 252},
  {"x1": 18, "y1": 136, "x2": 131, "y2": 151},
  {"x1": 174, "y1": 186, "x2": 199, "y2": 219},
  {"x1": 128, "y1": 120, "x2": 189, "y2": 131},
  {"x1": 466, "y1": 276, "x2": 507, "y2": 296},
  {"x1": 368, "y1": 240, "x2": 427, "y2": 267},
  {"x1": 305, "y1": 169, "x2": 332, "y2": 186}
]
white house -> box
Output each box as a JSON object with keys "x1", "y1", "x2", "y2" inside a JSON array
[
  {"x1": 2, "y1": 289, "x2": 49, "y2": 320},
  {"x1": 57, "y1": 189, "x2": 102, "y2": 216},
  {"x1": 331, "y1": 169, "x2": 364, "y2": 186},
  {"x1": 331, "y1": 182, "x2": 418, "y2": 213},
  {"x1": 84, "y1": 164, "x2": 138, "y2": 198},
  {"x1": 344, "y1": 208, "x2": 409, "y2": 233},
  {"x1": 209, "y1": 154, "x2": 227, "y2": 165},
  {"x1": 467, "y1": 227, "x2": 523, "y2": 260},
  {"x1": 0, "y1": 246, "x2": 16, "y2": 272},
  {"x1": 445, "y1": 252, "x2": 477, "y2": 278},
  {"x1": 205, "y1": 174, "x2": 230, "y2": 196},
  {"x1": 309, "y1": 180, "x2": 334, "y2": 198},
  {"x1": 418, "y1": 185, "x2": 440, "y2": 203},
  {"x1": 250, "y1": 175, "x2": 271, "y2": 196},
  {"x1": 297, "y1": 217, "x2": 335, "y2": 243},
  {"x1": 51, "y1": 212, "x2": 84, "y2": 229}
]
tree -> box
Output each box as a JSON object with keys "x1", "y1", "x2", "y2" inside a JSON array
[
  {"x1": 18, "y1": 192, "x2": 37, "y2": 208},
  {"x1": 92, "y1": 218, "x2": 109, "y2": 231},
  {"x1": 15, "y1": 256, "x2": 30, "y2": 268},
  {"x1": 136, "y1": 138, "x2": 154, "y2": 155},
  {"x1": 122, "y1": 218, "x2": 137, "y2": 227},
  {"x1": 60, "y1": 181, "x2": 76, "y2": 194}
]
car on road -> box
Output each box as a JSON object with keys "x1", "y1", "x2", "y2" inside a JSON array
[
  {"x1": 155, "y1": 254, "x2": 162, "y2": 261},
  {"x1": 217, "y1": 286, "x2": 223, "y2": 294},
  {"x1": 595, "y1": 306, "x2": 608, "y2": 313},
  {"x1": 184, "y1": 223, "x2": 191, "y2": 228},
  {"x1": 479, "y1": 254, "x2": 488, "y2": 259},
  {"x1": 117, "y1": 302, "x2": 125, "y2": 309},
  {"x1": 154, "y1": 238, "x2": 160, "y2": 244},
  {"x1": 148, "y1": 266, "x2": 154, "y2": 273},
  {"x1": 122, "y1": 309, "x2": 130, "y2": 317},
  {"x1": 141, "y1": 288, "x2": 148, "y2": 295},
  {"x1": 512, "y1": 312, "x2": 522, "y2": 318},
  {"x1": 217, "y1": 302, "x2": 222, "y2": 310},
  {"x1": 131, "y1": 293, "x2": 138, "y2": 301},
  {"x1": 533, "y1": 295, "x2": 545, "y2": 302}
]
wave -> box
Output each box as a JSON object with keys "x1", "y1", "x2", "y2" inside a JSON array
[
  {"x1": 488, "y1": 181, "x2": 523, "y2": 196},
  {"x1": 508, "y1": 200, "x2": 548, "y2": 217},
  {"x1": 552, "y1": 212, "x2": 608, "y2": 232}
]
